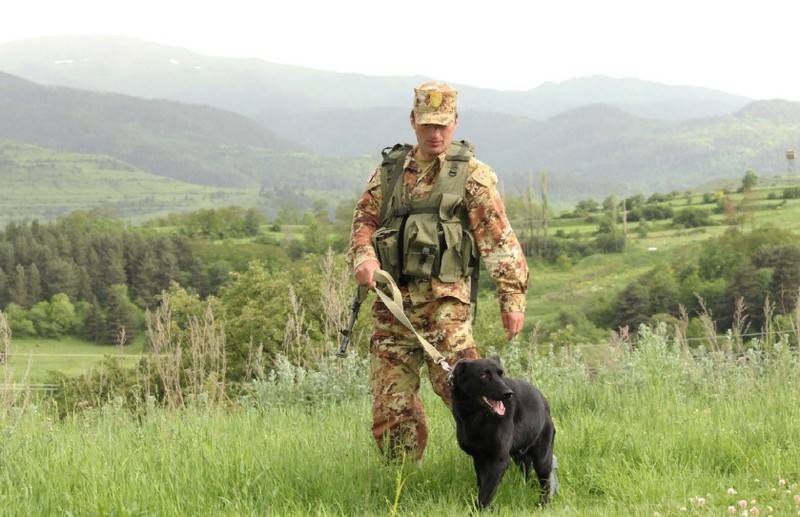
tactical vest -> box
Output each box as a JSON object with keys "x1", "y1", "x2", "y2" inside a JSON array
[{"x1": 371, "y1": 140, "x2": 479, "y2": 300}]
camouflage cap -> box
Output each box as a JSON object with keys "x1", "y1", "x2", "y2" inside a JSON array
[{"x1": 413, "y1": 81, "x2": 458, "y2": 126}]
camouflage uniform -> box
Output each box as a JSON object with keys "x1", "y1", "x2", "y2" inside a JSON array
[{"x1": 347, "y1": 81, "x2": 528, "y2": 460}]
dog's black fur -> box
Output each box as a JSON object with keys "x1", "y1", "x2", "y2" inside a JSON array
[{"x1": 450, "y1": 357, "x2": 558, "y2": 510}]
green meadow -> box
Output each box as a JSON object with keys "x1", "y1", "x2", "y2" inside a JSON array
[{"x1": 2, "y1": 332, "x2": 799, "y2": 516}]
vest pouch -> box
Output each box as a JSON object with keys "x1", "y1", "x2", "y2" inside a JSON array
[
  {"x1": 460, "y1": 229, "x2": 477, "y2": 277},
  {"x1": 438, "y1": 221, "x2": 464, "y2": 282},
  {"x1": 371, "y1": 227, "x2": 401, "y2": 280},
  {"x1": 402, "y1": 214, "x2": 440, "y2": 279}
]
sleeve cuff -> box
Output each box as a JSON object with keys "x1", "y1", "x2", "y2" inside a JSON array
[
  {"x1": 350, "y1": 247, "x2": 379, "y2": 272},
  {"x1": 499, "y1": 292, "x2": 526, "y2": 314}
]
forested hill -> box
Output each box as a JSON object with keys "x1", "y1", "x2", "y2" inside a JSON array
[
  {"x1": 257, "y1": 101, "x2": 800, "y2": 198},
  {"x1": 0, "y1": 36, "x2": 750, "y2": 121},
  {"x1": 0, "y1": 71, "x2": 371, "y2": 190}
]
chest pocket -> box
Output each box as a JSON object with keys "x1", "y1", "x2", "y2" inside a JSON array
[{"x1": 402, "y1": 212, "x2": 440, "y2": 279}]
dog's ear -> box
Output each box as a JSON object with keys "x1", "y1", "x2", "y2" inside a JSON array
[
  {"x1": 450, "y1": 359, "x2": 470, "y2": 386},
  {"x1": 488, "y1": 355, "x2": 503, "y2": 368}
]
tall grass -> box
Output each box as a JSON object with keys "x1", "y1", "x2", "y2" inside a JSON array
[{"x1": 1, "y1": 326, "x2": 799, "y2": 516}]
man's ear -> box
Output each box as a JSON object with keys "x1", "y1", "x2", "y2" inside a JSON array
[{"x1": 409, "y1": 111, "x2": 417, "y2": 130}]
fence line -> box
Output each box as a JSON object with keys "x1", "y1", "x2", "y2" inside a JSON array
[{"x1": 1, "y1": 384, "x2": 58, "y2": 391}]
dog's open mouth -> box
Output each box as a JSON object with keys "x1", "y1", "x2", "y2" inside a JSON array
[{"x1": 482, "y1": 396, "x2": 506, "y2": 416}]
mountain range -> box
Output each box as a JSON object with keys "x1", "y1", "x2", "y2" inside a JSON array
[
  {"x1": 1, "y1": 35, "x2": 799, "y2": 210},
  {"x1": 0, "y1": 36, "x2": 751, "y2": 122}
]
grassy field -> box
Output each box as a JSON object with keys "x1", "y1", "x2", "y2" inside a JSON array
[
  {"x1": 0, "y1": 140, "x2": 260, "y2": 224},
  {"x1": 1, "y1": 332, "x2": 799, "y2": 515},
  {"x1": 4, "y1": 336, "x2": 146, "y2": 383}
]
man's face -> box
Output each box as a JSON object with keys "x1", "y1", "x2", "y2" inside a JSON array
[{"x1": 410, "y1": 114, "x2": 457, "y2": 159}]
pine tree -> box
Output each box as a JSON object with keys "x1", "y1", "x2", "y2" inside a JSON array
[
  {"x1": 11, "y1": 264, "x2": 28, "y2": 307},
  {"x1": 103, "y1": 284, "x2": 141, "y2": 345},
  {"x1": 28, "y1": 263, "x2": 43, "y2": 304},
  {"x1": 83, "y1": 296, "x2": 105, "y2": 342}
]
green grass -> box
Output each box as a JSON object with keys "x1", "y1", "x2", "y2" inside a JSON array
[
  {"x1": 5, "y1": 336, "x2": 146, "y2": 383},
  {"x1": 0, "y1": 140, "x2": 260, "y2": 224},
  {"x1": 1, "y1": 333, "x2": 799, "y2": 515}
]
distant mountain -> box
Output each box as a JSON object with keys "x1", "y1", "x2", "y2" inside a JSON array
[
  {"x1": 0, "y1": 71, "x2": 371, "y2": 191},
  {"x1": 254, "y1": 100, "x2": 800, "y2": 199},
  {"x1": 0, "y1": 36, "x2": 751, "y2": 123}
]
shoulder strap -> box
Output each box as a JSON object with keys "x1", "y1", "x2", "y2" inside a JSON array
[{"x1": 378, "y1": 143, "x2": 413, "y2": 224}]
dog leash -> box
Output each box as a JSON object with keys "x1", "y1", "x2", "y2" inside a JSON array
[{"x1": 371, "y1": 269, "x2": 452, "y2": 373}]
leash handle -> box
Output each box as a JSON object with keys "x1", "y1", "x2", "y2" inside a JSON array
[{"x1": 372, "y1": 270, "x2": 452, "y2": 373}]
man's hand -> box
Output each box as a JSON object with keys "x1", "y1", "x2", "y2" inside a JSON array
[
  {"x1": 501, "y1": 311, "x2": 524, "y2": 341},
  {"x1": 354, "y1": 259, "x2": 380, "y2": 289}
]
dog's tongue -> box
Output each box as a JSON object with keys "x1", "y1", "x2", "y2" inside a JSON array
[{"x1": 483, "y1": 396, "x2": 506, "y2": 416}]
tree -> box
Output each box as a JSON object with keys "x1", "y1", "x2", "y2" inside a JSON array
[
  {"x1": 103, "y1": 284, "x2": 142, "y2": 345},
  {"x1": 0, "y1": 270, "x2": 7, "y2": 308},
  {"x1": 28, "y1": 263, "x2": 42, "y2": 304},
  {"x1": 10, "y1": 264, "x2": 28, "y2": 307},
  {"x1": 741, "y1": 170, "x2": 758, "y2": 193},
  {"x1": 83, "y1": 296, "x2": 105, "y2": 342},
  {"x1": 4, "y1": 303, "x2": 35, "y2": 336},
  {"x1": 43, "y1": 257, "x2": 80, "y2": 299}
]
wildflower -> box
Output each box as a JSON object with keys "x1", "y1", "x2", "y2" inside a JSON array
[
  {"x1": 794, "y1": 494, "x2": 800, "y2": 505},
  {"x1": 696, "y1": 497, "x2": 706, "y2": 507},
  {"x1": 727, "y1": 506, "x2": 737, "y2": 514},
  {"x1": 729, "y1": 488, "x2": 739, "y2": 495},
  {"x1": 750, "y1": 507, "x2": 760, "y2": 516},
  {"x1": 781, "y1": 479, "x2": 788, "y2": 487},
  {"x1": 680, "y1": 506, "x2": 687, "y2": 512},
  {"x1": 739, "y1": 500, "x2": 748, "y2": 509},
  {"x1": 767, "y1": 506, "x2": 773, "y2": 513}
]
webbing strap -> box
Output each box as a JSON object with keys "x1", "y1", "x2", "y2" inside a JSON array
[{"x1": 372, "y1": 269, "x2": 452, "y2": 373}]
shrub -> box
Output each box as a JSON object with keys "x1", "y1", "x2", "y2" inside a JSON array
[
  {"x1": 673, "y1": 208, "x2": 712, "y2": 228},
  {"x1": 783, "y1": 187, "x2": 800, "y2": 199}
]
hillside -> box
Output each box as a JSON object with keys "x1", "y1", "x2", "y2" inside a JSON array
[
  {"x1": 0, "y1": 71, "x2": 372, "y2": 191},
  {"x1": 257, "y1": 101, "x2": 800, "y2": 198},
  {"x1": 0, "y1": 35, "x2": 750, "y2": 122},
  {"x1": 0, "y1": 139, "x2": 258, "y2": 223}
]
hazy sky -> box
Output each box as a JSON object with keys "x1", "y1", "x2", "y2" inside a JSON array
[{"x1": 2, "y1": 0, "x2": 799, "y2": 100}]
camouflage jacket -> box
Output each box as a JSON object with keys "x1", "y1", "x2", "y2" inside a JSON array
[{"x1": 347, "y1": 146, "x2": 528, "y2": 313}]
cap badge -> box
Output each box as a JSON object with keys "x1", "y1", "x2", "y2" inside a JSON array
[{"x1": 428, "y1": 90, "x2": 442, "y2": 108}]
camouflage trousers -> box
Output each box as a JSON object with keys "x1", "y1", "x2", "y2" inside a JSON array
[{"x1": 370, "y1": 295, "x2": 479, "y2": 461}]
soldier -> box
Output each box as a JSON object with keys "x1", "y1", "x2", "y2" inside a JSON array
[{"x1": 347, "y1": 80, "x2": 528, "y2": 461}]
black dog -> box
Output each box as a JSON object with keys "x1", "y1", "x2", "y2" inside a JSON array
[{"x1": 450, "y1": 357, "x2": 558, "y2": 510}]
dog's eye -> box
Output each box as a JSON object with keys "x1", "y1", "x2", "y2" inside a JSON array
[
  {"x1": 480, "y1": 372, "x2": 489, "y2": 381},
  {"x1": 497, "y1": 370, "x2": 504, "y2": 377}
]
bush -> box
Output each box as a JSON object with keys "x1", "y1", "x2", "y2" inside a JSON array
[
  {"x1": 783, "y1": 187, "x2": 800, "y2": 199},
  {"x1": 673, "y1": 208, "x2": 712, "y2": 228}
]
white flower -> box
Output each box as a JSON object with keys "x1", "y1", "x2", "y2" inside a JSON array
[{"x1": 729, "y1": 488, "x2": 738, "y2": 495}]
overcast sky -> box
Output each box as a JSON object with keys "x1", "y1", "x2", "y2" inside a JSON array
[{"x1": 2, "y1": 0, "x2": 799, "y2": 100}]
